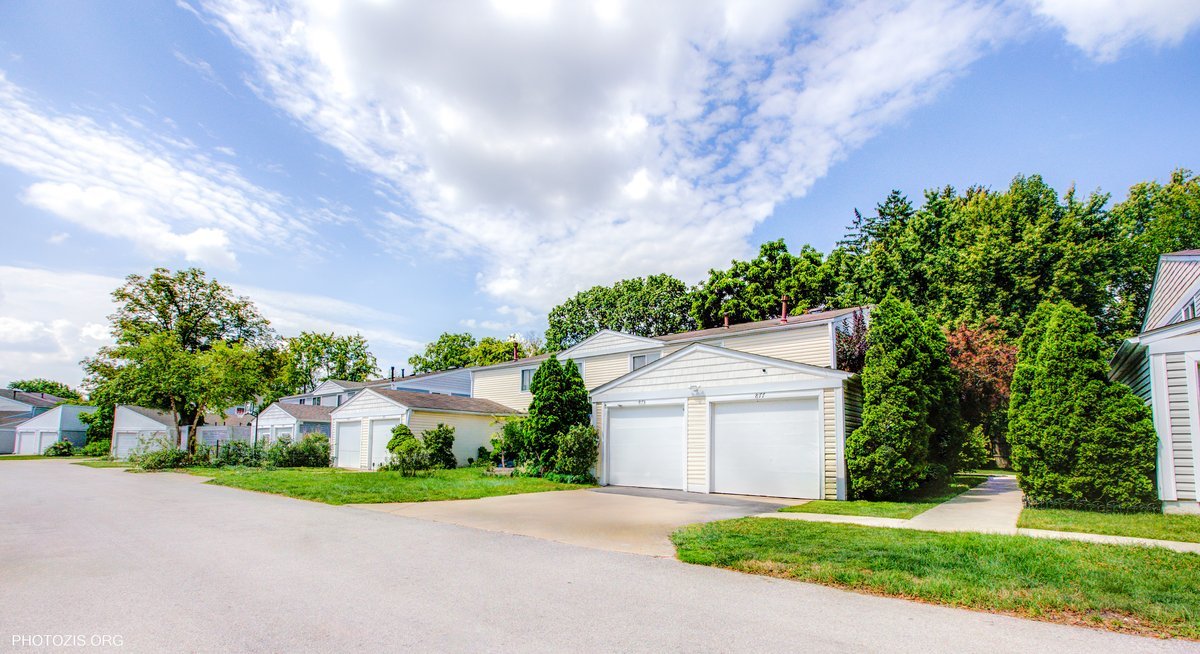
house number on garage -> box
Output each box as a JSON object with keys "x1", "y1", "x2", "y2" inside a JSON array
[{"x1": 753, "y1": 392, "x2": 767, "y2": 399}]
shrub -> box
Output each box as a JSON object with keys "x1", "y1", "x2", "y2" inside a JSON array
[
  {"x1": 43, "y1": 440, "x2": 74, "y2": 457},
  {"x1": 1007, "y1": 301, "x2": 1158, "y2": 507},
  {"x1": 525, "y1": 357, "x2": 591, "y2": 463},
  {"x1": 959, "y1": 425, "x2": 993, "y2": 471},
  {"x1": 81, "y1": 439, "x2": 111, "y2": 457},
  {"x1": 387, "y1": 424, "x2": 416, "y2": 452},
  {"x1": 265, "y1": 434, "x2": 331, "y2": 468},
  {"x1": 472, "y1": 445, "x2": 493, "y2": 467},
  {"x1": 422, "y1": 424, "x2": 457, "y2": 469},
  {"x1": 387, "y1": 438, "x2": 429, "y2": 476},
  {"x1": 846, "y1": 295, "x2": 934, "y2": 499},
  {"x1": 129, "y1": 437, "x2": 193, "y2": 470},
  {"x1": 491, "y1": 418, "x2": 531, "y2": 464},
  {"x1": 553, "y1": 425, "x2": 598, "y2": 480},
  {"x1": 213, "y1": 439, "x2": 264, "y2": 467}
]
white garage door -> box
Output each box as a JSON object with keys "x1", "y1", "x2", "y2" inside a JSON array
[
  {"x1": 114, "y1": 432, "x2": 142, "y2": 459},
  {"x1": 712, "y1": 398, "x2": 822, "y2": 499},
  {"x1": 369, "y1": 419, "x2": 401, "y2": 469},
  {"x1": 606, "y1": 404, "x2": 685, "y2": 490},
  {"x1": 335, "y1": 422, "x2": 361, "y2": 469},
  {"x1": 15, "y1": 431, "x2": 38, "y2": 454},
  {"x1": 38, "y1": 432, "x2": 58, "y2": 453}
]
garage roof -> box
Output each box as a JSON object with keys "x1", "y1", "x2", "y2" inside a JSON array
[
  {"x1": 370, "y1": 388, "x2": 519, "y2": 415},
  {"x1": 273, "y1": 403, "x2": 335, "y2": 421}
]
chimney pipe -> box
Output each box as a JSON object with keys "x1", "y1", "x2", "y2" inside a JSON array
[
  {"x1": 401, "y1": 368, "x2": 405, "y2": 378},
  {"x1": 512, "y1": 341, "x2": 520, "y2": 362},
  {"x1": 390, "y1": 366, "x2": 395, "y2": 381},
  {"x1": 781, "y1": 295, "x2": 790, "y2": 323},
  {"x1": 723, "y1": 315, "x2": 730, "y2": 329}
]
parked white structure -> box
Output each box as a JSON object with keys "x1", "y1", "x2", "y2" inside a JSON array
[
  {"x1": 1112, "y1": 249, "x2": 1200, "y2": 514},
  {"x1": 110, "y1": 406, "x2": 184, "y2": 459},
  {"x1": 12, "y1": 405, "x2": 92, "y2": 454},
  {"x1": 0, "y1": 389, "x2": 67, "y2": 454},
  {"x1": 253, "y1": 403, "x2": 333, "y2": 444},
  {"x1": 329, "y1": 388, "x2": 516, "y2": 470}
]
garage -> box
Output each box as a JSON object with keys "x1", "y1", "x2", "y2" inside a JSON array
[
  {"x1": 113, "y1": 432, "x2": 142, "y2": 459},
  {"x1": 15, "y1": 430, "x2": 38, "y2": 454},
  {"x1": 711, "y1": 398, "x2": 822, "y2": 499},
  {"x1": 605, "y1": 404, "x2": 685, "y2": 490},
  {"x1": 335, "y1": 422, "x2": 361, "y2": 469},
  {"x1": 369, "y1": 419, "x2": 401, "y2": 469},
  {"x1": 591, "y1": 344, "x2": 856, "y2": 501}
]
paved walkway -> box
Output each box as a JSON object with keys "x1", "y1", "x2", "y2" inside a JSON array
[{"x1": 760, "y1": 475, "x2": 1200, "y2": 553}]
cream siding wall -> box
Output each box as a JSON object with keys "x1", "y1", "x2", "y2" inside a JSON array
[
  {"x1": 1166, "y1": 353, "x2": 1196, "y2": 499},
  {"x1": 329, "y1": 393, "x2": 409, "y2": 471},
  {"x1": 408, "y1": 410, "x2": 508, "y2": 465},
  {"x1": 581, "y1": 352, "x2": 631, "y2": 390},
  {"x1": 843, "y1": 377, "x2": 863, "y2": 436},
  {"x1": 613, "y1": 350, "x2": 822, "y2": 392},
  {"x1": 472, "y1": 367, "x2": 533, "y2": 411},
  {"x1": 823, "y1": 388, "x2": 837, "y2": 499},
  {"x1": 661, "y1": 324, "x2": 832, "y2": 368},
  {"x1": 592, "y1": 402, "x2": 604, "y2": 478},
  {"x1": 686, "y1": 397, "x2": 708, "y2": 492},
  {"x1": 566, "y1": 331, "x2": 660, "y2": 357},
  {"x1": 1114, "y1": 350, "x2": 1153, "y2": 403}
]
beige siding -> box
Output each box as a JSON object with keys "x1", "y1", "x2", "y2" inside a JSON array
[
  {"x1": 1114, "y1": 349, "x2": 1153, "y2": 403},
  {"x1": 472, "y1": 366, "x2": 534, "y2": 411},
  {"x1": 662, "y1": 324, "x2": 832, "y2": 367},
  {"x1": 844, "y1": 376, "x2": 863, "y2": 436},
  {"x1": 1146, "y1": 259, "x2": 1200, "y2": 329},
  {"x1": 686, "y1": 397, "x2": 708, "y2": 491},
  {"x1": 566, "y1": 331, "x2": 660, "y2": 358},
  {"x1": 582, "y1": 352, "x2": 632, "y2": 390},
  {"x1": 408, "y1": 410, "x2": 509, "y2": 466},
  {"x1": 615, "y1": 349, "x2": 822, "y2": 392},
  {"x1": 593, "y1": 402, "x2": 604, "y2": 478},
  {"x1": 823, "y1": 388, "x2": 837, "y2": 499},
  {"x1": 1166, "y1": 354, "x2": 1196, "y2": 499}
]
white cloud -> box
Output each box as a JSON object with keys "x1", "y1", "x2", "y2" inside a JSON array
[
  {"x1": 1028, "y1": 0, "x2": 1200, "y2": 61},
  {"x1": 0, "y1": 73, "x2": 313, "y2": 268},
  {"x1": 200, "y1": 0, "x2": 1014, "y2": 314},
  {"x1": 0, "y1": 266, "x2": 423, "y2": 388},
  {"x1": 47, "y1": 232, "x2": 70, "y2": 245}
]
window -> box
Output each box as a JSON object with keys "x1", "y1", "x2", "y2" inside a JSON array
[
  {"x1": 313, "y1": 396, "x2": 321, "y2": 406},
  {"x1": 299, "y1": 398, "x2": 305, "y2": 405},
  {"x1": 631, "y1": 352, "x2": 661, "y2": 371},
  {"x1": 1185, "y1": 301, "x2": 1196, "y2": 321},
  {"x1": 521, "y1": 368, "x2": 535, "y2": 392}
]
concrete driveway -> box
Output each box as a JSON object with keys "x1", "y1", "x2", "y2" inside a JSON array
[
  {"x1": 357, "y1": 486, "x2": 795, "y2": 556},
  {"x1": 1, "y1": 460, "x2": 1192, "y2": 653}
]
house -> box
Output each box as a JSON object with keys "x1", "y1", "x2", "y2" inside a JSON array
[
  {"x1": 328, "y1": 388, "x2": 517, "y2": 470},
  {"x1": 468, "y1": 305, "x2": 866, "y2": 500},
  {"x1": 277, "y1": 369, "x2": 473, "y2": 408},
  {"x1": 0, "y1": 390, "x2": 67, "y2": 454},
  {"x1": 11, "y1": 405, "x2": 92, "y2": 454},
  {"x1": 253, "y1": 403, "x2": 334, "y2": 444},
  {"x1": 1112, "y1": 250, "x2": 1200, "y2": 514}
]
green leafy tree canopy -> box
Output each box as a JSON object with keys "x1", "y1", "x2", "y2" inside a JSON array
[
  {"x1": 6, "y1": 378, "x2": 81, "y2": 401},
  {"x1": 546, "y1": 274, "x2": 695, "y2": 350}
]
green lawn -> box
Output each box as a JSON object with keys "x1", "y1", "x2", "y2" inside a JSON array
[
  {"x1": 73, "y1": 459, "x2": 132, "y2": 468},
  {"x1": 184, "y1": 466, "x2": 589, "y2": 505},
  {"x1": 780, "y1": 474, "x2": 989, "y2": 519},
  {"x1": 672, "y1": 518, "x2": 1200, "y2": 640},
  {"x1": 1019, "y1": 508, "x2": 1200, "y2": 544}
]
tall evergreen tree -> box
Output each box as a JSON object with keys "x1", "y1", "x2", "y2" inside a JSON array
[
  {"x1": 1007, "y1": 302, "x2": 1157, "y2": 506},
  {"x1": 525, "y1": 357, "x2": 591, "y2": 462},
  {"x1": 846, "y1": 295, "x2": 934, "y2": 499}
]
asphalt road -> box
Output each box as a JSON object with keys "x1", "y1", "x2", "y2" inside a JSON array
[{"x1": 0, "y1": 460, "x2": 1193, "y2": 653}]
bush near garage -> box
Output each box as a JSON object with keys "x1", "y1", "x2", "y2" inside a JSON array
[
  {"x1": 80, "y1": 439, "x2": 111, "y2": 457},
  {"x1": 264, "y1": 434, "x2": 331, "y2": 468},
  {"x1": 129, "y1": 437, "x2": 194, "y2": 470},
  {"x1": 1007, "y1": 301, "x2": 1157, "y2": 508},
  {"x1": 42, "y1": 440, "x2": 74, "y2": 457},
  {"x1": 382, "y1": 424, "x2": 430, "y2": 476},
  {"x1": 422, "y1": 424, "x2": 457, "y2": 470},
  {"x1": 551, "y1": 424, "x2": 599, "y2": 483},
  {"x1": 212, "y1": 439, "x2": 265, "y2": 467}
]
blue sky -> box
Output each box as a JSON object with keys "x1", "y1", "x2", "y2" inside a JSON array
[{"x1": 0, "y1": 0, "x2": 1197, "y2": 388}]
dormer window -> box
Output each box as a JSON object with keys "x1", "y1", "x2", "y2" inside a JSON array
[
  {"x1": 1185, "y1": 301, "x2": 1196, "y2": 321},
  {"x1": 631, "y1": 352, "x2": 660, "y2": 371}
]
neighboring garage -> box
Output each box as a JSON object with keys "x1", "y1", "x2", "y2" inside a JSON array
[
  {"x1": 330, "y1": 388, "x2": 518, "y2": 470},
  {"x1": 253, "y1": 403, "x2": 333, "y2": 445},
  {"x1": 110, "y1": 405, "x2": 181, "y2": 459},
  {"x1": 591, "y1": 344, "x2": 857, "y2": 500},
  {"x1": 13, "y1": 405, "x2": 92, "y2": 454}
]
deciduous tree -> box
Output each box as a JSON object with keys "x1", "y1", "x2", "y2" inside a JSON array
[
  {"x1": 6, "y1": 378, "x2": 81, "y2": 401},
  {"x1": 546, "y1": 274, "x2": 695, "y2": 350}
]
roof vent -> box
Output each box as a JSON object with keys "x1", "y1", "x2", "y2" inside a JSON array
[{"x1": 780, "y1": 295, "x2": 790, "y2": 323}]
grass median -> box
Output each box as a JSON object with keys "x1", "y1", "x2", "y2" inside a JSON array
[
  {"x1": 672, "y1": 518, "x2": 1200, "y2": 639},
  {"x1": 779, "y1": 474, "x2": 989, "y2": 519},
  {"x1": 1019, "y1": 508, "x2": 1200, "y2": 544},
  {"x1": 185, "y1": 466, "x2": 589, "y2": 505}
]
